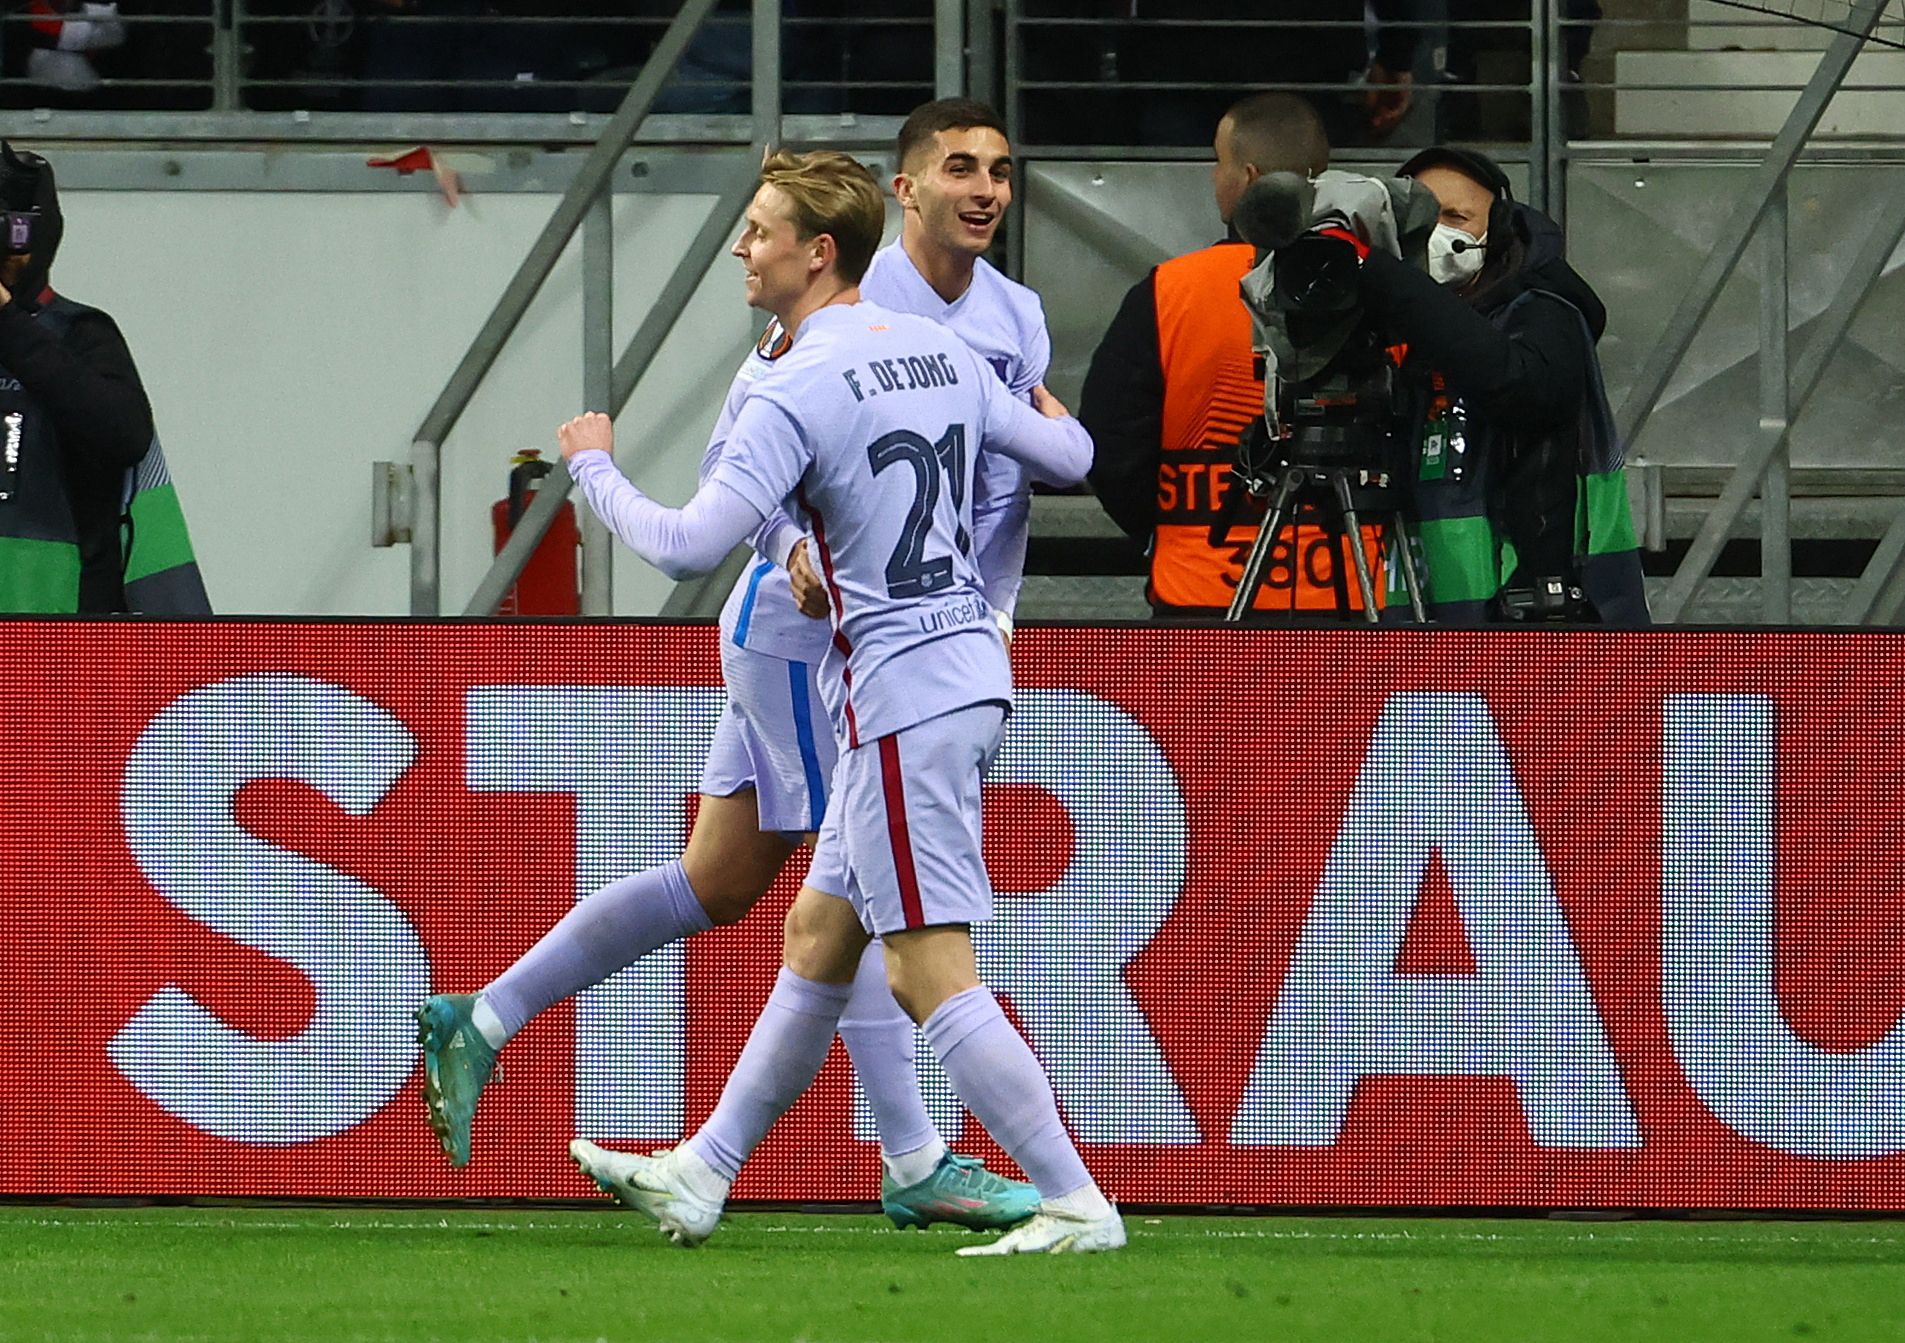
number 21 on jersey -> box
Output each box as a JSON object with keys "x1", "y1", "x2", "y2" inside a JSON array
[{"x1": 866, "y1": 423, "x2": 971, "y2": 599}]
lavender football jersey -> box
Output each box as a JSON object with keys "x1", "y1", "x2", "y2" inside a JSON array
[
  {"x1": 709, "y1": 302, "x2": 1091, "y2": 747},
  {"x1": 861, "y1": 245, "x2": 1050, "y2": 616},
  {"x1": 710, "y1": 326, "x2": 835, "y2": 664}
]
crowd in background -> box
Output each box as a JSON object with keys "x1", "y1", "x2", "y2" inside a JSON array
[{"x1": 0, "y1": 1, "x2": 1599, "y2": 147}]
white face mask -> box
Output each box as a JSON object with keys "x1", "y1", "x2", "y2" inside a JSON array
[{"x1": 1429, "y1": 221, "x2": 1487, "y2": 287}]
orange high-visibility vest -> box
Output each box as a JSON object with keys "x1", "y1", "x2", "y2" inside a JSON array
[{"x1": 1151, "y1": 242, "x2": 1380, "y2": 612}]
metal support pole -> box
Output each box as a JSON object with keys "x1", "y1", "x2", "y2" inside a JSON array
[
  {"x1": 1760, "y1": 181, "x2": 1791, "y2": 625},
  {"x1": 1001, "y1": 0, "x2": 1023, "y2": 152},
  {"x1": 935, "y1": 0, "x2": 965, "y2": 97},
  {"x1": 1641, "y1": 462, "x2": 1666, "y2": 554},
  {"x1": 1652, "y1": 180, "x2": 1905, "y2": 623},
  {"x1": 212, "y1": 0, "x2": 241, "y2": 113},
  {"x1": 1615, "y1": 4, "x2": 1884, "y2": 448},
  {"x1": 465, "y1": 167, "x2": 759, "y2": 618},
  {"x1": 611, "y1": 168, "x2": 762, "y2": 410},
  {"x1": 408, "y1": 0, "x2": 720, "y2": 615},
  {"x1": 1543, "y1": 0, "x2": 1568, "y2": 225},
  {"x1": 1837, "y1": 505, "x2": 1905, "y2": 625},
  {"x1": 967, "y1": 0, "x2": 998, "y2": 108},
  {"x1": 580, "y1": 193, "x2": 615, "y2": 616},
  {"x1": 752, "y1": 0, "x2": 781, "y2": 150},
  {"x1": 1528, "y1": 0, "x2": 1554, "y2": 217},
  {"x1": 1002, "y1": 0, "x2": 1026, "y2": 282}
]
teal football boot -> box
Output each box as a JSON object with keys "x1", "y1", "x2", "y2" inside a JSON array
[
  {"x1": 882, "y1": 1152, "x2": 1040, "y2": 1231},
  {"x1": 416, "y1": 993, "x2": 498, "y2": 1168}
]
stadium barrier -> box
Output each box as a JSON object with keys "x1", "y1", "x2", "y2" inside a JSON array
[{"x1": 4, "y1": 620, "x2": 1902, "y2": 1209}]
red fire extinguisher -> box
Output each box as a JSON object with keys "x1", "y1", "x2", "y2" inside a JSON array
[{"x1": 491, "y1": 449, "x2": 580, "y2": 615}]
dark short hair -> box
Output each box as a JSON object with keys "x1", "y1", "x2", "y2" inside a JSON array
[
  {"x1": 896, "y1": 98, "x2": 1009, "y2": 172},
  {"x1": 1221, "y1": 92, "x2": 1330, "y2": 177}
]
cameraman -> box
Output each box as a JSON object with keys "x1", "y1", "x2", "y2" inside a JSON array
[
  {"x1": 0, "y1": 142, "x2": 204, "y2": 613},
  {"x1": 1082, "y1": 93, "x2": 1388, "y2": 620},
  {"x1": 1348, "y1": 147, "x2": 1648, "y2": 623}
]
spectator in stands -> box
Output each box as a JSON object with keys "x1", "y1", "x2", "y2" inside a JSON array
[
  {"x1": 359, "y1": 1, "x2": 574, "y2": 113},
  {"x1": 1018, "y1": 0, "x2": 1418, "y2": 148},
  {"x1": 1080, "y1": 92, "x2": 1384, "y2": 620},
  {"x1": 0, "y1": 142, "x2": 206, "y2": 612},
  {"x1": 6, "y1": 0, "x2": 124, "y2": 97},
  {"x1": 1434, "y1": 0, "x2": 1601, "y2": 142}
]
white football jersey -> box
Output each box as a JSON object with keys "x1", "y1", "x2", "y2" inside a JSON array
[{"x1": 710, "y1": 301, "x2": 1090, "y2": 746}]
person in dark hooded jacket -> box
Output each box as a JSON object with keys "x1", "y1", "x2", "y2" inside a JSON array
[
  {"x1": 1351, "y1": 146, "x2": 1648, "y2": 624},
  {"x1": 0, "y1": 140, "x2": 206, "y2": 613}
]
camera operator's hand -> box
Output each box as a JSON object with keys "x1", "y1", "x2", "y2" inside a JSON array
[
  {"x1": 557, "y1": 411, "x2": 614, "y2": 462},
  {"x1": 1031, "y1": 384, "x2": 1071, "y2": 420},
  {"x1": 787, "y1": 539, "x2": 830, "y2": 620}
]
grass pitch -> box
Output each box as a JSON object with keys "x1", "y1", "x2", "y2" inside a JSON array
[{"x1": 0, "y1": 1205, "x2": 1896, "y2": 1343}]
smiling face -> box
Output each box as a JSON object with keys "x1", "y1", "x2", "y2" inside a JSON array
[
  {"x1": 895, "y1": 125, "x2": 1013, "y2": 260},
  {"x1": 731, "y1": 183, "x2": 823, "y2": 319}
]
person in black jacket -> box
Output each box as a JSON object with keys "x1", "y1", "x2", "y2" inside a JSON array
[
  {"x1": 1352, "y1": 146, "x2": 1647, "y2": 622},
  {"x1": 0, "y1": 141, "x2": 165, "y2": 613}
]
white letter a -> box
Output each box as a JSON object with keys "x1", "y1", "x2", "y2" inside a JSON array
[{"x1": 1231, "y1": 693, "x2": 1640, "y2": 1149}]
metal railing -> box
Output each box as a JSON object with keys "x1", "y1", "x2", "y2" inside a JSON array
[
  {"x1": 384, "y1": 0, "x2": 745, "y2": 616},
  {"x1": 0, "y1": 1, "x2": 951, "y2": 144},
  {"x1": 371, "y1": 0, "x2": 962, "y2": 616},
  {"x1": 15, "y1": 0, "x2": 1905, "y2": 621}
]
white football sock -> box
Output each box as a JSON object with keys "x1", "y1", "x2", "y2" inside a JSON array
[
  {"x1": 469, "y1": 994, "x2": 509, "y2": 1051},
  {"x1": 669, "y1": 1143, "x2": 732, "y2": 1204},
  {"x1": 882, "y1": 1136, "x2": 947, "y2": 1189},
  {"x1": 1042, "y1": 1184, "x2": 1115, "y2": 1221}
]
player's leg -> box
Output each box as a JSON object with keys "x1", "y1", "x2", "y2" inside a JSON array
[
  {"x1": 420, "y1": 790, "x2": 793, "y2": 1168},
  {"x1": 835, "y1": 933, "x2": 1038, "y2": 1230},
  {"x1": 421, "y1": 642, "x2": 818, "y2": 1168},
  {"x1": 571, "y1": 874, "x2": 869, "y2": 1246},
  {"x1": 844, "y1": 704, "x2": 1124, "y2": 1256},
  {"x1": 575, "y1": 779, "x2": 1034, "y2": 1238}
]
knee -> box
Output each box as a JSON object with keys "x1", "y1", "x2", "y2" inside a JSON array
[
  {"x1": 883, "y1": 970, "x2": 929, "y2": 1025},
  {"x1": 679, "y1": 855, "x2": 760, "y2": 927},
  {"x1": 781, "y1": 898, "x2": 863, "y2": 983},
  {"x1": 879, "y1": 930, "x2": 979, "y2": 1025}
]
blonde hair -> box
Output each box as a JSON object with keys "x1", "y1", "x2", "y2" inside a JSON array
[{"x1": 758, "y1": 150, "x2": 885, "y2": 284}]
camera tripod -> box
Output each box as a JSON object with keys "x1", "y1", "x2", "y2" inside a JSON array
[{"x1": 1223, "y1": 463, "x2": 1428, "y2": 624}]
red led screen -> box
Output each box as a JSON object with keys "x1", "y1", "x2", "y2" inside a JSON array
[{"x1": 2, "y1": 620, "x2": 1902, "y2": 1208}]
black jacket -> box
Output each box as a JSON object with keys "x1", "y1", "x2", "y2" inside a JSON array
[
  {"x1": 1357, "y1": 202, "x2": 1605, "y2": 438},
  {"x1": 0, "y1": 188, "x2": 154, "y2": 612},
  {"x1": 1357, "y1": 201, "x2": 1646, "y2": 621},
  {"x1": 1080, "y1": 261, "x2": 1178, "y2": 543}
]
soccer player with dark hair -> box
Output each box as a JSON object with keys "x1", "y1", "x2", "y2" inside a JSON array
[
  {"x1": 418, "y1": 101, "x2": 1065, "y2": 1237},
  {"x1": 416, "y1": 147, "x2": 1033, "y2": 1232},
  {"x1": 565, "y1": 148, "x2": 1123, "y2": 1257}
]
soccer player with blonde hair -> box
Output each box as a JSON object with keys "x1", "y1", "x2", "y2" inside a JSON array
[{"x1": 565, "y1": 148, "x2": 1124, "y2": 1256}]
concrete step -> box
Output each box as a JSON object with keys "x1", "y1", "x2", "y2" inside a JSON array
[{"x1": 1615, "y1": 48, "x2": 1905, "y2": 137}]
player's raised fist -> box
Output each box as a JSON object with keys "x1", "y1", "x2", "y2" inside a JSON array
[{"x1": 557, "y1": 411, "x2": 615, "y2": 461}]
